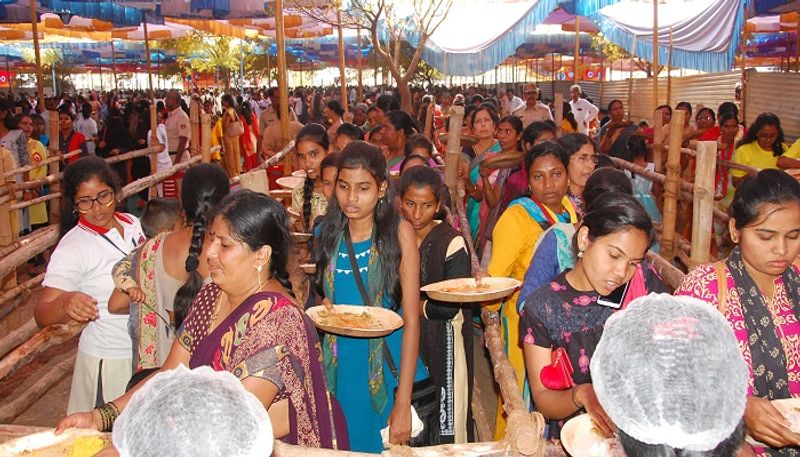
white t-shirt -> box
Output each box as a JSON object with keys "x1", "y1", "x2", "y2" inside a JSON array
[
  {"x1": 149, "y1": 124, "x2": 172, "y2": 173},
  {"x1": 569, "y1": 98, "x2": 599, "y2": 135},
  {"x1": 43, "y1": 213, "x2": 146, "y2": 360},
  {"x1": 74, "y1": 116, "x2": 98, "y2": 156}
]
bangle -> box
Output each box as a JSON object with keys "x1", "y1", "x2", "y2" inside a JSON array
[
  {"x1": 95, "y1": 401, "x2": 120, "y2": 432},
  {"x1": 571, "y1": 386, "x2": 583, "y2": 411}
]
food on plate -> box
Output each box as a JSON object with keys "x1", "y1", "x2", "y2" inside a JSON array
[
  {"x1": 785, "y1": 406, "x2": 800, "y2": 432},
  {"x1": 318, "y1": 309, "x2": 380, "y2": 329},
  {"x1": 67, "y1": 435, "x2": 109, "y2": 457},
  {"x1": 588, "y1": 422, "x2": 625, "y2": 457},
  {"x1": 439, "y1": 282, "x2": 493, "y2": 294}
]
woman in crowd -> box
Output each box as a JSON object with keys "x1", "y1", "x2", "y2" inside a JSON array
[
  {"x1": 383, "y1": 110, "x2": 419, "y2": 172},
  {"x1": 676, "y1": 169, "x2": 800, "y2": 454},
  {"x1": 558, "y1": 133, "x2": 597, "y2": 217},
  {"x1": 15, "y1": 114, "x2": 48, "y2": 234},
  {"x1": 96, "y1": 109, "x2": 130, "y2": 183},
  {"x1": 731, "y1": 113, "x2": 800, "y2": 187},
  {"x1": 57, "y1": 191, "x2": 347, "y2": 450},
  {"x1": 314, "y1": 141, "x2": 428, "y2": 452},
  {"x1": 325, "y1": 100, "x2": 345, "y2": 144},
  {"x1": 292, "y1": 124, "x2": 332, "y2": 233},
  {"x1": 596, "y1": 99, "x2": 638, "y2": 161},
  {"x1": 109, "y1": 164, "x2": 230, "y2": 377},
  {"x1": 499, "y1": 121, "x2": 557, "y2": 212},
  {"x1": 699, "y1": 111, "x2": 742, "y2": 205},
  {"x1": 400, "y1": 166, "x2": 473, "y2": 444},
  {"x1": 35, "y1": 156, "x2": 146, "y2": 414},
  {"x1": 220, "y1": 94, "x2": 243, "y2": 178},
  {"x1": 58, "y1": 109, "x2": 89, "y2": 165},
  {"x1": 462, "y1": 103, "x2": 501, "y2": 243},
  {"x1": 238, "y1": 99, "x2": 260, "y2": 172},
  {"x1": 487, "y1": 140, "x2": 579, "y2": 438},
  {"x1": 0, "y1": 101, "x2": 30, "y2": 178},
  {"x1": 521, "y1": 192, "x2": 656, "y2": 439},
  {"x1": 74, "y1": 102, "x2": 98, "y2": 156}
]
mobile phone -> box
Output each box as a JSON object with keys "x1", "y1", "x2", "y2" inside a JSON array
[{"x1": 597, "y1": 281, "x2": 630, "y2": 309}]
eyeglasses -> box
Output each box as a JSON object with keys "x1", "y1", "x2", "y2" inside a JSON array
[
  {"x1": 573, "y1": 154, "x2": 598, "y2": 165},
  {"x1": 75, "y1": 189, "x2": 115, "y2": 213}
]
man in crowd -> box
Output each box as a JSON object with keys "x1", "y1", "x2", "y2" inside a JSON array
[
  {"x1": 513, "y1": 83, "x2": 553, "y2": 128},
  {"x1": 568, "y1": 84, "x2": 599, "y2": 134}
]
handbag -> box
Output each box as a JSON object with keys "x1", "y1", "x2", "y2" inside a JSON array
[
  {"x1": 540, "y1": 346, "x2": 575, "y2": 390},
  {"x1": 343, "y1": 227, "x2": 441, "y2": 446},
  {"x1": 224, "y1": 113, "x2": 245, "y2": 137}
]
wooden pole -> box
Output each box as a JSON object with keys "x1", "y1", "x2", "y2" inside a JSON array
[
  {"x1": 554, "y1": 92, "x2": 564, "y2": 137},
  {"x1": 550, "y1": 53, "x2": 555, "y2": 99},
  {"x1": 666, "y1": 27, "x2": 673, "y2": 106},
  {"x1": 46, "y1": 109, "x2": 59, "y2": 225},
  {"x1": 336, "y1": 5, "x2": 348, "y2": 111},
  {"x1": 627, "y1": 38, "x2": 637, "y2": 122},
  {"x1": 275, "y1": 0, "x2": 292, "y2": 174},
  {"x1": 29, "y1": 0, "x2": 44, "y2": 111},
  {"x1": 573, "y1": 16, "x2": 580, "y2": 85},
  {"x1": 142, "y1": 14, "x2": 159, "y2": 199},
  {"x1": 690, "y1": 141, "x2": 717, "y2": 265},
  {"x1": 652, "y1": 0, "x2": 659, "y2": 107},
  {"x1": 653, "y1": 107, "x2": 664, "y2": 173},
  {"x1": 110, "y1": 40, "x2": 118, "y2": 91},
  {"x1": 661, "y1": 109, "x2": 685, "y2": 260},
  {"x1": 356, "y1": 28, "x2": 363, "y2": 102},
  {"x1": 443, "y1": 105, "x2": 465, "y2": 196},
  {"x1": 796, "y1": 20, "x2": 799, "y2": 73}
]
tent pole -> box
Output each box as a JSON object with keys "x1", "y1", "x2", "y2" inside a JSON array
[
  {"x1": 573, "y1": 15, "x2": 580, "y2": 84},
  {"x1": 337, "y1": 5, "x2": 347, "y2": 111},
  {"x1": 550, "y1": 53, "x2": 555, "y2": 97},
  {"x1": 29, "y1": 0, "x2": 44, "y2": 110},
  {"x1": 98, "y1": 58, "x2": 103, "y2": 93},
  {"x1": 275, "y1": 0, "x2": 292, "y2": 174},
  {"x1": 628, "y1": 37, "x2": 636, "y2": 122},
  {"x1": 356, "y1": 28, "x2": 363, "y2": 102},
  {"x1": 110, "y1": 40, "x2": 118, "y2": 91},
  {"x1": 652, "y1": 0, "x2": 659, "y2": 107},
  {"x1": 666, "y1": 26, "x2": 673, "y2": 106},
  {"x1": 142, "y1": 13, "x2": 159, "y2": 198},
  {"x1": 795, "y1": 20, "x2": 799, "y2": 73}
]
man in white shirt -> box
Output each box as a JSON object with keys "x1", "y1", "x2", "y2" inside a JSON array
[
  {"x1": 506, "y1": 88, "x2": 524, "y2": 115},
  {"x1": 512, "y1": 83, "x2": 553, "y2": 129},
  {"x1": 164, "y1": 90, "x2": 190, "y2": 164},
  {"x1": 569, "y1": 84, "x2": 599, "y2": 135}
]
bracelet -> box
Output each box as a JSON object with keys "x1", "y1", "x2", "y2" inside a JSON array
[
  {"x1": 571, "y1": 386, "x2": 583, "y2": 410},
  {"x1": 95, "y1": 401, "x2": 120, "y2": 432}
]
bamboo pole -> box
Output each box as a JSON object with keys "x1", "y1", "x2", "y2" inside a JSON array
[
  {"x1": 0, "y1": 273, "x2": 44, "y2": 321},
  {"x1": 424, "y1": 99, "x2": 435, "y2": 140},
  {"x1": 0, "y1": 319, "x2": 37, "y2": 361},
  {"x1": 189, "y1": 96, "x2": 201, "y2": 158},
  {"x1": 47, "y1": 108, "x2": 59, "y2": 225},
  {"x1": 554, "y1": 92, "x2": 564, "y2": 137},
  {"x1": 645, "y1": 251, "x2": 685, "y2": 290},
  {"x1": 652, "y1": 0, "x2": 659, "y2": 107},
  {"x1": 690, "y1": 141, "x2": 717, "y2": 265},
  {"x1": 443, "y1": 106, "x2": 465, "y2": 196},
  {"x1": 0, "y1": 349, "x2": 75, "y2": 423},
  {"x1": 356, "y1": 28, "x2": 363, "y2": 102},
  {"x1": 201, "y1": 111, "x2": 212, "y2": 163},
  {"x1": 275, "y1": 0, "x2": 291, "y2": 175},
  {"x1": 661, "y1": 109, "x2": 685, "y2": 260},
  {"x1": 653, "y1": 108, "x2": 663, "y2": 173},
  {"x1": 142, "y1": 15, "x2": 159, "y2": 198},
  {"x1": 573, "y1": 16, "x2": 580, "y2": 85},
  {"x1": 111, "y1": 40, "x2": 118, "y2": 91},
  {"x1": 337, "y1": 6, "x2": 348, "y2": 111},
  {"x1": 0, "y1": 320, "x2": 83, "y2": 382},
  {"x1": 628, "y1": 38, "x2": 636, "y2": 122},
  {"x1": 29, "y1": 0, "x2": 44, "y2": 111},
  {"x1": 666, "y1": 27, "x2": 673, "y2": 106}
]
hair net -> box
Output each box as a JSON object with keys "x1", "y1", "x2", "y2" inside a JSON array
[
  {"x1": 590, "y1": 293, "x2": 748, "y2": 452},
  {"x1": 113, "y1": 365, "x2": 273, "y2": 457}
]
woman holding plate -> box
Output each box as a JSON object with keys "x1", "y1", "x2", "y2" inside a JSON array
[
  {"x1": 676, "y1": 170, "x2": 800, "y2": 454},
  {"x1": 314, "y1": 141, "x2": 429, "y2": 452}
]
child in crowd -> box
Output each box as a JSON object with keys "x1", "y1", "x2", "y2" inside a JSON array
[{"x1": 139, "y1": 198, "x2": 182, "y2": 239}]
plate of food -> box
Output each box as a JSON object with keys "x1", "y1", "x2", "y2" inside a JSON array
[
  {"x1": 292, "y1": 170, "x2": 308, "y2": 178},
  {"x1": 420, "y1": 277, "x2": 520, "y2": 303},
  {"x1": 746, "y1": 398, "x2": 800, "y2": 446},
  {"x1": 306, "y1": 304, "x2": 403, "y2": 337},
  {"x1": 561, "y1": 414, "x2": 624, "y2": 457},
  {"x1": 286, "y1": 207, "x2": 301, "y2": 219},
  {"x1": 276, "y1": 176, "x2": 305, "y2": 190},
  {"x1": 0, "y1": 428, "x2": 110, "y2": 457}
]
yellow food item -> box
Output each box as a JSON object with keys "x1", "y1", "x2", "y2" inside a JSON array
[
  {"x1": 440, "y1": 282, "x2": 492, "y2": 293},
  {"x1": 318, "y1": 310, "x2": 379, "y2": 329},
  {"x1": 67, "y1": 436, "x2": 108, "y2": 457}
]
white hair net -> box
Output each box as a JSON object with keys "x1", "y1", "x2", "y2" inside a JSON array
[
  {"x1": 113, "y1": 365, "x2": 273, "y2": 457},
  {"x1": 590, "y1": 293, "x2": 748, "y2": 452}
]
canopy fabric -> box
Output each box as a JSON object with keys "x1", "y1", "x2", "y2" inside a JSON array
[
  {"x1": 746, "y1": 12, "x2": 799, "y2": 33},
  {"x1": 592, "y1": 0, "x2": 745, "y2": 73},
  {"x1": 38, "y1": 0, "x2": 161, "y2": 26},
  {"x1": 407, "y1": 0, "x2": 562, "y2": 76}
]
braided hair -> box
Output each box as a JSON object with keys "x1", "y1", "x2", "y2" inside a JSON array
[
  {"x1": 172, "y1": 164, "x2": 230, "y2": 327},
  {"x1": 211, "y1": 190, "x2": 296, "y2": 295},
  {"x1": 295, "y1": 123, "x2": 330, "y2": 232}
]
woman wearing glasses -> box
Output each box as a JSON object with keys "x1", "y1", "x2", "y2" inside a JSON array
[
  {"x1": 35, "y1": 156, "x2": 146, "y2": 414},
  {"x1": 731, "y1": 113, "x2": 800, "y2": 187}
]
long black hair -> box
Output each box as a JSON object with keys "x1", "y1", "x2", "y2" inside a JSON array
[
  {"x1": 172, "y1": 163, "x2": 230, "y2": 327},
  {"x1": 400, "y1": 165, "x2": 444, "y2": 204},
  {"x1": 314, "y1": 141, "x2": 402, "y2": 308},
  {"x1": 210, "y1": 190, "x2": 295, "y2": 295},
  {"x1": 60, "y1": 156, "x2": 120, "y2": 240},
  {"x1": 384, "y1": 110, "x2": 419, "y2": 137},
  {"x1": 730, "y1": 169, "x2": 800, "y2": 230},
  {"x1": 296, "y1": 123, "x2": 330, "y2": 232},
  {"x1": 737, "y1": 112, "x2": 785, "y2": 157},
  {"x1": 578, "y1": 191, "x2": 655, "y2": 253}
]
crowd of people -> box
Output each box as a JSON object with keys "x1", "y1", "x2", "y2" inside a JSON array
[{"x1": 0, "y1": 78, "x2": 796, "y2": 456}]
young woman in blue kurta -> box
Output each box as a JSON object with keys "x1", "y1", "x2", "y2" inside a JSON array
[{"x1": 314, "y1": 141, "x2": 427, "y2": 452}]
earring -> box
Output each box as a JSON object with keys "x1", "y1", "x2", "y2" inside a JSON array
[
  {"x1": 256, "y1": 264, "x2": 263, "y2": 290},
  {"x1": 577, "y1": 250, "x2": 584, "y2": 259}
]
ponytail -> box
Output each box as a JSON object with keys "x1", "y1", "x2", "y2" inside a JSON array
[{"x1": 302, "y1": 176, "x2": 314, "y2": 232}]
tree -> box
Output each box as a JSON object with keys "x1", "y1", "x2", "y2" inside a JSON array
[
  {"x1": 160, "y1": 31, "x2": 245, "y2": 88},
  {"x1": 591, "y1": 33, "x2": 664, "y2": 78},
  {"x1": 290, "y1": 0, "x2": 452, "y2": 113}
]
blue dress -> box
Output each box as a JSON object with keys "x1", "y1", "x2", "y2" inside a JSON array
[{"x1": 325, "y1": 238, "x2": 429, "y2": 452}]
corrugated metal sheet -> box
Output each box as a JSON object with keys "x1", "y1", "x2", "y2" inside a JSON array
[{"x1": 745, "y1": 70, "x2": 800, "y2": 141}]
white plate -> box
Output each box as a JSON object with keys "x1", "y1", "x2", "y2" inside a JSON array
[
  {"x1": 0, "y1": 428, "x2": 109, "y2": 456},
  {"x1": 292, "y1": 232, "x2": 312, "y2": 243},
  {"x1": 306, "y1": 304, "x2": 403, "y2": 337},
  {"x1": 561, "y1": 414, "x2": 622, "y2": 457},
  {"x1": 420, "y1": 277, "x2": 520, "y2": 303},
  {"x1": 300, "y1": 263, "x2": 316, "y2": 274},
  {"x1": 276, "y1": 176, "x2": 305, "y2": 190},
  {"x1": 292, "y1": 170, "x2": 308, "y2": 178}
]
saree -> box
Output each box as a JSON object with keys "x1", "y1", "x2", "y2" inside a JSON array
[
  {"x1": 597, "y1": 121, "x2": 638, "y2": 161},
  {"x1": 466, "y1": 142, "x2": 502, "y2": 242},
  {"x1": 178, "y1": 283, "x2": 347, "y2": 449}
]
